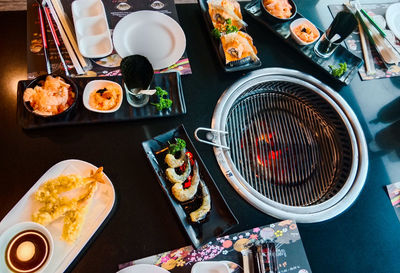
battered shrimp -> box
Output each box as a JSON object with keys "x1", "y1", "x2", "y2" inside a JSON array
[
  {"x1": 165, "y1": 148, "x2": 186, "y2": 168},
  {"x1": 34, "y1": 167, "x2": 104, "y2": 203},
  {"x1": 172, "y1": 160, "x2": 200, "y2": 202},
  {"x1": 62, "y1": 181, "x2": 98, "y2": 242},
  {"x1": 190, "y1": 181, "x2": 211, "y2": 222},
  {"x1": 32, "y1": 167, "x2": 104, "y2": 239},
  {"x1": 166, "y1": 154, "x2": 192, "y2": 184}
]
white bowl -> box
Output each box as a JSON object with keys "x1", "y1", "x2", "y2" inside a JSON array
[
  {"x1": 0, "y1": 222, "x2": 54, "y2": 273},
  {"x1": 82, "y1": 80, "x2": 123, "y2": 113},
  {"x1": 191, "y1": 261, "x2": 230, "y2": 273},
  {"x1": 290, "y1": 18, "x2": 320, "y2": 46}
]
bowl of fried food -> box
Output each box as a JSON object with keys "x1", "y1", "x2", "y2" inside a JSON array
[
  {"x1": 260, "y1": 0, "x2": 297, "y2": 22},
  {"x1": 23, "y1": 74, "x2": 78, "y2": 118}
]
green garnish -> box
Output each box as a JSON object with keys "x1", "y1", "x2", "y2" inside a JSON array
[
  {"x1": 168, "y1": 138, "x2": 186, "y2": 155},
  {"x1": 211, "y1": 18, "x2": 238, "y2": 39},
  {"x1": 225, "y1": 24, "x2": 238, "y2": 34},
  {"x1": 151, "y1": 86, "x2": 172, "y2": 111},
  {"x1": 329, "y1": 62, "x2": 347, "y2": 78},
  {"x1": 212, "y1": 28, "x2": 221, "y2": 39}
]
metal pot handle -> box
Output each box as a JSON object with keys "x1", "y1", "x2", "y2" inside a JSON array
[{"x1": 194, "y1": 127, "x2": 230, "y2": 150}]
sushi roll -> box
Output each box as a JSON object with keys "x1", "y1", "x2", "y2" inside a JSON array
[
  {"x1": 220, "y1": 31, "x2": 259, "y2": 66},
  {"x1": 208, "y1": 0, "x2": 247, "y2": 31}
]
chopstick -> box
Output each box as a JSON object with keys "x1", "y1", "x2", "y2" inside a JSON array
[
  {"x1": 37, "y1": 3, "x2": 52, "y2": 74},
  {"x1": 47, "y1": 0, "x2": 90, "y2": 72},
  {"x1": 44, "y1": 0, "x2": 84, "y2": 74},
  {"x1": 358, "y1": 22, "x2": 375, "y2": 75},
  {"x1": 43, "y1": 4, "x2": 70, "y2": 76},
  {"x1": 360, "y1": 8, "x2": 400, "y2": 57}
]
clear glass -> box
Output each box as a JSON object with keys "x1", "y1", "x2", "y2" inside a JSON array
[
  {"x1": 314, "y1": 33, "x2": 340, "y2": 58},
  {"x1": 124, "y1": 84, "x2": 149, "y2": 108}
]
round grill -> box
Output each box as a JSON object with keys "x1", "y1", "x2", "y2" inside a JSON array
[
  {"x1": 226, "y1": 82, "x2": 353, "y2": 207},
  {"x1": 196, "y1": 68, "x2": 368, "y2": 223}
]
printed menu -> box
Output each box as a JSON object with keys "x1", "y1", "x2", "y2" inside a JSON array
[
  {"x1": 119, "y1": 220, "x2": 312, "y2": 273},
  {"x1": 386, "y1": 182, "x2": 400, "y2": 222},
  {"x1": 26, "y1": 0, "x2": 192, "y2": 79}
]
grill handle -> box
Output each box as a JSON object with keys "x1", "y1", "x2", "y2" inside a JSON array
[{"x1": 194, "y1": 127, "x2": 230, "y2": 150}]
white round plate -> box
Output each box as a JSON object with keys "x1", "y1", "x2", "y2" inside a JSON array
[
  {"x1": 117, "y1": 264, "x2": 170, "y2": 273},
  {"x1": 386, "y1": 3, "x2": 400, "y2": 41},
  {"x1": 113, "y1": 11, "x2": 186, "y2": 70}
]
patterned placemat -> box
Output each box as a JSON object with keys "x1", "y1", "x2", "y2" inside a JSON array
[
  {"x1": 329, "y1": 3, "x2": 400, "y2": 81},
  {"x1": 26, "y1": 0, "x2": 192, "y2": 79},
  {"x1": 119, "y1": 220, "x2": 312, "y2": 273}
]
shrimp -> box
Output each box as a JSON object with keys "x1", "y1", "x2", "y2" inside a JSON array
[
  {"x1": 190, "y1": 181, "x2": 211, "y2": 222},
  {"x1": 172, "y1": 160, "x2": 200, "y2": 202},
  {"x1": 32, "y1": 168, "x2": 104, "y2": 233},
  {"x1": 62, "y1": 181, "x2": 98, "y2": 242},
  {"x1": 165, "y1": 148, "x2": 186, "y2": 168},
  {"x1": 166, "y1": 154, "x2": 192, "y2": 184},
  {"x1": 34, "y1": 167, "x2": 104, "y2": 202}
]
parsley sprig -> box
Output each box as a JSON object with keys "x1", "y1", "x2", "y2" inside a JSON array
[
  {"x1": 212, "y1": 18, "x2": 239, "y2": 39},
  {"x1": 151, "y1": 87, "x2": 172, "y2": 111},
  {"x1": 168, "y1": 138, "x2": 186, "y2": 155},
  {"x1": 329, "y1": 62, "x2": 347, "y2": 78}
]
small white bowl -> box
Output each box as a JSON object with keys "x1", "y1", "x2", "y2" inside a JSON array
[
  {"x1": 0, "y1": 222, "x2": 54, "y2": 273},
  {"x1": 290, "y1": 18, "x2": 320, "y2": 46},
  {"x1": 191, "y1": 261, "x2": 230, "y2": 273},
  {"x1": 82, "y1": 80, "x2": 123, "y2": 113}
]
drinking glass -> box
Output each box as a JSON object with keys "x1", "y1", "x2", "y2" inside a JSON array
[{"x1": 314, "y1": 33, "x2": 340, "y2": 58}]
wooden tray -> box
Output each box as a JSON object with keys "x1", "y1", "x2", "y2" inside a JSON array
[
  {"x1": 17, "y1": 72, "x2": 186, "y2": 129},
  {"x1": 244, "y1": 0, "x2": 363, "y2": 85},
  {"x1": 198, "y1": 0, "x2": 262, "y2": 72},
  {"x1": 0, "y1": 159, "x2": 116, "y2": 273},
  {"x1": 142, "y1": 125, "x2": 238, "y2": 248}
]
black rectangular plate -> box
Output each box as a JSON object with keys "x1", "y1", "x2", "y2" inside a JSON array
[
  {"x1": 142, "y1": 125, "x2": 238, "y2": 248},
  {"x1": 244, "y1": 0, "x2": 363, "y2": 85},
  {"x1": 198, "y1": 0, "x2": 262, "y2": 72},
  {"x1": 17, "y1": 72, "x2": 186, "y2": 129}
]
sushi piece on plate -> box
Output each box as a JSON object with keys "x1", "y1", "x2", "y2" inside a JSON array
[
  {"x1": 220, "y1": 31, "x2": 259, "y2": 66},
  {"x1": 208, "y1": 0, "x2": 246, "y2": 31}
]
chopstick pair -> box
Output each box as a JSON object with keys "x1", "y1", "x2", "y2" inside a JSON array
[
  {"x1": 45, "y1": 0, "x2": 91, "y2": 75},
  {"x1": 348, "y1": 1, "x2": 400, "y2": 66},
  {"x1": 360, "y1": 8, "x2": 400, "y2": 57},
  {"x1": 36, "y1": 2, "x2": 51, "y2": 74},
  {"x1": 36, "y1": 0, "x2": 70, "y2": 76}
]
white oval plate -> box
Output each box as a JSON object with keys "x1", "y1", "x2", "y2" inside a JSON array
[
  {"x1": 0, "y1": 159, "x2": 115, "y2": 273},
  {"x1": 113, "y1": 11, "x2": 186, "y2": 70},
  {"x1": 386, "y1": 3, "x2": 400, "y2": 41},
  {"x1": 82, "y1": 80, "x2": 123, "y2": 113},
  {"x1": 118, "y1": 264, "x2": 170, "y2": 273}
]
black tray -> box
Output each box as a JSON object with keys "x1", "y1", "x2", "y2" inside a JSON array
[
  {"x1": 17, "y1": 72, "x2": 186, "y2": 129},
  {"x1": 198, "y1": 0, "x2": 262, "y2": 72},
  {"x1": 244, "y1": 0, "x2": 363, "y2": 85},
  {"x1": 142, "y1": 125, "x2": 238, "y2": 248}
]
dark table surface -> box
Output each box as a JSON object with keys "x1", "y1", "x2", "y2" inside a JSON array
[{"x1": 1, "y1": 1, "x2": 400, "y2": 272}]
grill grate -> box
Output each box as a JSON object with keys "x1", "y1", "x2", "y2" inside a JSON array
[{"x1": 225, "y1": 81, "x2": 353, "y2": 207}]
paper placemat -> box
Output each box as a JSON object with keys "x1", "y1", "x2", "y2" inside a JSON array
[
  {"x1": 119, "y1": 220, "x2": 312, "y2": 273},
  {"x1": 328, "y1": 3, "x2": 400, "y2": 81},
  {"x1": 26, "y1": 0, "x2": 192, "y2": 79}
]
